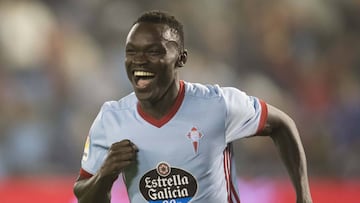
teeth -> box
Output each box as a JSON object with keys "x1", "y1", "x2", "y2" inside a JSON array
[{"x1": 134, "y1": 71, "x2": 155, "y2": 77}]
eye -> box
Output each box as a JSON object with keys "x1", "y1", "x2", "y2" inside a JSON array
[
  {"x1": 126, "y1": 49, "x2": 136, "y2": 55},
  {"x1": 146, "y1": 49, "x2": 161, "y2": 56}
]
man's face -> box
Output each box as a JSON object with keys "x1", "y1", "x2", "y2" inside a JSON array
[{"x1": 125, "y1": 22, "x2": 181, "y2": 102}]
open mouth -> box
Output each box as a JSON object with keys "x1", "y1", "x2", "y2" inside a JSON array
[{"x1": 133, "y1": 70, "x2": 155, "y2": 88}]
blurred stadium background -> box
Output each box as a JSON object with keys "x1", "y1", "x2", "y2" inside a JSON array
[{"x1": 0, "y1": 0, "x2": 359, "y2": 202}]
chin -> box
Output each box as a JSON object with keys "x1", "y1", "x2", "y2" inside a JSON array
[{"x1": 134, "y1": 91, "x2": 153, "y2": 102}]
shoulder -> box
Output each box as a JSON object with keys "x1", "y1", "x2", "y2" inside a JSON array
[
  {"x1": 184, "y1": 81, "x2": 223, "y2": 99},
  {"x1": 100, "y1": 92, "x2": 137, "y2": 113},
  {"x1": 184, "y1": 81, "x2": 247, "y2": 100},
  {"x1": 221, "y1": 86, "x2": 249, "y2": 100}
]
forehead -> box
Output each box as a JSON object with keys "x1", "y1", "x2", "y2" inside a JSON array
[{"x1": 126, "y1": 22, "x2": 179, "y2": 46}]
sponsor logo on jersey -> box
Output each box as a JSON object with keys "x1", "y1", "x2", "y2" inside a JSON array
[
  {"x1": 139, "y1": 162, "x2": 198, "y2": 203},
  {"x1": 82, "y1": 135, "x2": 90, "y2": 161},
  {"x1": 186, "y1": 127, "x2": 203, "y2": 154}
]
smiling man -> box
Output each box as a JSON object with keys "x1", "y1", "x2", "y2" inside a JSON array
[
  {"x1": 124, "y1": 20, "x2": 186, "y2": 118},
  {"x1": 73, "y1": 10, "x2": 312, "y2": 203}
]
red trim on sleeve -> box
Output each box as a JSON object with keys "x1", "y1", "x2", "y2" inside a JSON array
[
  {"x1": 256, "y1": 100, "x2": 268, "y2": 133},
  {"x1": 79, "y1": 168, "x2": 93, "y2": 179}
]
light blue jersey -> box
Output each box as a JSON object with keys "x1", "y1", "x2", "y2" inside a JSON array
[{"x1": 80, "y1": 80, "x2": 268, "y2": 203}]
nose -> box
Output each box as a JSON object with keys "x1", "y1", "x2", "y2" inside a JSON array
[{"x1": 132, "y1": 52, "x2": 147, "y2": 65}]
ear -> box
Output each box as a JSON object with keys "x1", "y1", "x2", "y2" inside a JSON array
[{"x1": 176, "y1": 49, "x2": 188, "y2": 68}]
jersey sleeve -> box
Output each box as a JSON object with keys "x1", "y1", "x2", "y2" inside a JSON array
[
  {"x1": 222, "y1": 87, "x2": 268, "y2": 143},
  {"x1": 80, "y1": 103, "x2": 110, "y2": 176}
]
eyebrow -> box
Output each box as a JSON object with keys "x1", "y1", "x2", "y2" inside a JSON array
[{"x1": 125, "y1": 42, "x2": 165, "y2": 50}]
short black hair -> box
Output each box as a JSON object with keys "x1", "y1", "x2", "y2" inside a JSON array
[{"x1": 133, "y1": 10, "x2": 184, "y2": 51}]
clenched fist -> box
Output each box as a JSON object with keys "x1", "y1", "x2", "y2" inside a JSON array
[{"x1": 99, "y1": 139, "x2": 138, "y2": 179}]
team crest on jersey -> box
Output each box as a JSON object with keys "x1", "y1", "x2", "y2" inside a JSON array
[
  {"x1": 186, "y1": 127, "x2": 203, "y2": 154},
  {"x1": 139, "y1": 162, "x2": 198, "y2": 203}
]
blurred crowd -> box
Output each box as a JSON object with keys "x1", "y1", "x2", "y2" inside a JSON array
[{"x1": 0, "y1": 0, "x2": 359, "y2": 179}]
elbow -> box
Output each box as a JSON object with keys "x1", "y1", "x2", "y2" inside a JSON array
[
  {"x1": 73, "y1": 181, "x2": 81, "y2": 200},
  {"x1": 73, "y1": 180, "x2": 88, "y2": 203}
]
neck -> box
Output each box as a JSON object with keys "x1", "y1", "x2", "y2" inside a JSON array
[{"x1": 138, "y1": 80, "x2": 181, "y2": 119}]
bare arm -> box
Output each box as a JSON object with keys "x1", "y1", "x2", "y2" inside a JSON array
[
  {"x1": 73, "y1": 140, "x2": 138, "y2": 203},
  {"x1": 256, "y1": 104, "x2": 312, "y2": 203},
  {"x1": 73, "y1": 172, "x2": 117, "y2": 203}
]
